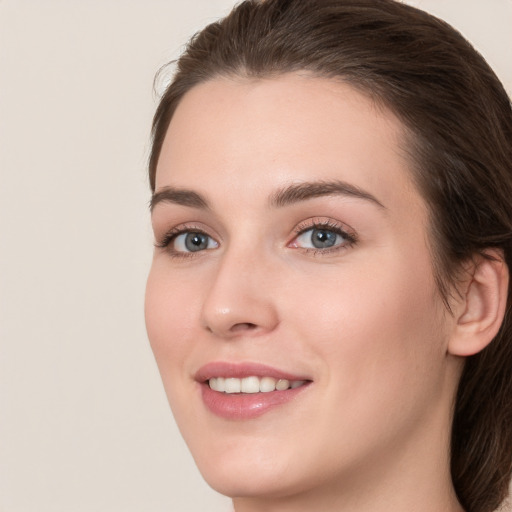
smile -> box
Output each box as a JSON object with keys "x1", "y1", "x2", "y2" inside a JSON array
[
  {"x1": 196, "y1": 362, "x2": 312, "y2": 420},
  {"x1": 209, "y1": 376, "x2": 306, "y2": 393}
]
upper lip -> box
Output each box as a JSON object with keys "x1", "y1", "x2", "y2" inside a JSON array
[{"x1": 195, "y1": 361, "x2": 311, "y2": 383}]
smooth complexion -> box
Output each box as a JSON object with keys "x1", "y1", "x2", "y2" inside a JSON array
[{"x1": 145, "y1": 74, "x2": 466, "y2": 512}]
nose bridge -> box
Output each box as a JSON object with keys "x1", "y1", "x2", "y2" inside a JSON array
[{"x1": 201, "y1": 238, "x2": 279, "y2": 338}]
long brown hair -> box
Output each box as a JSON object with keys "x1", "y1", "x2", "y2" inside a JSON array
[{"x1": 148, "y1": 1, "x2": 512, "y2": 510}]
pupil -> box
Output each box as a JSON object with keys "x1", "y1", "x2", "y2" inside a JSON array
[
  {"x1": 312, "y1": 229, "x2": 337, "y2": 248},
  {"x1": 185, "y1": 232, "x2": 208, "y2": 251}
]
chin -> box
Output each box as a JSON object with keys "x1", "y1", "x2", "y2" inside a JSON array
[
  {"x1": 202, "y1": 467, "x2": 302, "y2": 501},
  {"x1": 190, "y1": 443, "x2": 307, "y2": 500}
]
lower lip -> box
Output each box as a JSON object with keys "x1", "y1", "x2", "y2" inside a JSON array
[{"x1": 200, "y1": 382, "x2": 310, "y2": 420}]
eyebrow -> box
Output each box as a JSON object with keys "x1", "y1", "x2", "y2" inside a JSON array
[
  {"x1": 269, "y1": 180, "x2": 386, "y2": 209},
  {"x1": 150, "y1": 186, "x2": 210, "y2": 212},
  {"x1": 150, "y1": 179, "x2": 385, "y2": 212}
]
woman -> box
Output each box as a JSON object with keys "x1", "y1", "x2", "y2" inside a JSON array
[{"x1": 144, "y1": 1, "x2": 512, "y2": 511}]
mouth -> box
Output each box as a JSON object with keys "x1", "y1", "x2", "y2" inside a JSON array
[
  {"x1": 208, "y1": 376, "x2": 307, "y2": 393},
  {"x1": 196, "y1": 362, "x2": 312, "y2": 420}
]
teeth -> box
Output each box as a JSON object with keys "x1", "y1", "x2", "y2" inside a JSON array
[
  {"x1": 208, "y1": 376, "x2": 306, "y2": 394},
  {"x1": 209, "y1": 377, "x2": 224, "y2": 392},
  {"x1": 276, "y1": 379, "x2": 290, "y2": 391},
  {"x1": 241, "y1": 376, "x2": 260, "y2": 393},
  {"x1": 260, "y1": 376, "x2": 277, "y2": 392},
  {"x1": 224, "y1": 378, "x2": 241, "y2": 393}
]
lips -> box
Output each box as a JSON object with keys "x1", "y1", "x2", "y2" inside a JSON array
[{"x1": 195, "y1": 362, "x2": 312, "y2": 420}]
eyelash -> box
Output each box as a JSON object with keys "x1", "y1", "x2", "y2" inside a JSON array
[
  {"x1": 155, "y1": 219, "x2": 357, "y2": 258},
  {"x1": 154, "y1": 224, "x2": 213, "y2": 259},
  {"x1": 291, "y1": 219, "x2": 357, "y2": 255}
]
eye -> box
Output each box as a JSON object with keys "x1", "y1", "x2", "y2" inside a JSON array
[
  {"x1": 293, "y1": 227, "x2": 344, "y2": 249},
  {"x1": 173, "y1": 231, "x2": 218, "y2": 253},
  {"x1": 289, "y1": 221, "x2": 356, "y2": 252},
  {"x1": 155, "y1": 226, "x2": 219, "y2": 257}
]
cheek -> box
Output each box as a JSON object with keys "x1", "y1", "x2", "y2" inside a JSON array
[
  {"x1": 270, "y1": 253, "x2": 450, "y2": 476},
  {"x1": 144, "y1": 263, "x2": 200, "y2": 378},
  {"x1": 285, "y1": 250, "x2": 447, "y2": 414}
]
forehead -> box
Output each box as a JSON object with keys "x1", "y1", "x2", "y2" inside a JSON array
[{"x1": 156, "y1": 73, "x2": 420, "y2": 212}]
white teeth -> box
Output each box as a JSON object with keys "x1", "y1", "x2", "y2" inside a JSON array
[
  {"x1": 241, "y1": 376, "x2": 260, "y2": 393},
  {"x1": 224, "y1": 378, "x2": 241, "y2": 393},
  {"x1": 260, "y1": 376, "x2": 276, "y2": 392},
  {"x1": 208, "y1": 376, "x2": 306, "y2": 393},
  {"x1": 209, "y1": 377, "x2": 224, "y2": 392}
]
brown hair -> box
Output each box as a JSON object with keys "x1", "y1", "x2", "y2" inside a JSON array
[{"x1": 148, "y1": 1, "x2": 512, "y2": 510}]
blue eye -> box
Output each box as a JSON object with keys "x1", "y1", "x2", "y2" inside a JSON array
[
  {"x1": 292, "y1": 226, "x2": 351, "y2": 250},
  {"x1": 173, "y1": 232, "x2": 218, "y2": 253}
]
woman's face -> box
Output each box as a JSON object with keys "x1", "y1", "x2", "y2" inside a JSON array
[{"x1": 146, "y1": 74, "x2": 459, "y2": 503}]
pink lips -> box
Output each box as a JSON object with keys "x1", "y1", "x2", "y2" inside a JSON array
[{"x1": 196, "y1": 362, "x2": 311, "y2": 420}]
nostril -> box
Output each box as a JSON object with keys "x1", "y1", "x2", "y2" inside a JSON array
[
  {"x1": 203, "y1": 320, "x2": 262, "y2": 336},
  {"x1": 231, "y1": 322, "x2": 258, "y2": 332}
]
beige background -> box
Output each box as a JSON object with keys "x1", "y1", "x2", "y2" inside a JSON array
[{"x1": 0, "y1": 1, "x2": 510, "y2": 511}]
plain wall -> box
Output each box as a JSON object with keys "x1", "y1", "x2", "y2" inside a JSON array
[{"x1": 0, "y1": 1, "x2": 510, "y2": 511}]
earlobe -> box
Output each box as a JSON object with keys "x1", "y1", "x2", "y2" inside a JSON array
[{"x1": 448, "y1": 250, "x2": 509, "y2": 357}]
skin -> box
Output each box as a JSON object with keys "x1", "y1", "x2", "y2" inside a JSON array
[{"x1": 145, "y1": 74, "x2": 466, "y2": 512}]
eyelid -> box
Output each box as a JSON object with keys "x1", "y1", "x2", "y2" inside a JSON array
[
  {"x1": 293, "y1": 217, "x2": 356, "y2": 238},
  {"x1": 289, "y1": 217, "x2": 358, "y2": 252},
  {"x1": 154, "y1": 222, "x2": 220, "y2": 255}
]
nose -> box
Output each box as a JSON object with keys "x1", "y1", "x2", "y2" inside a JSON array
[{"x1": 200, "y1": 246, "x2": 280, "y2": 339}]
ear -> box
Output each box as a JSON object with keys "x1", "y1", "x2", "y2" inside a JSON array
[{"x1": 448, "y1": 250, "x2": 509, "y2": 357}]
